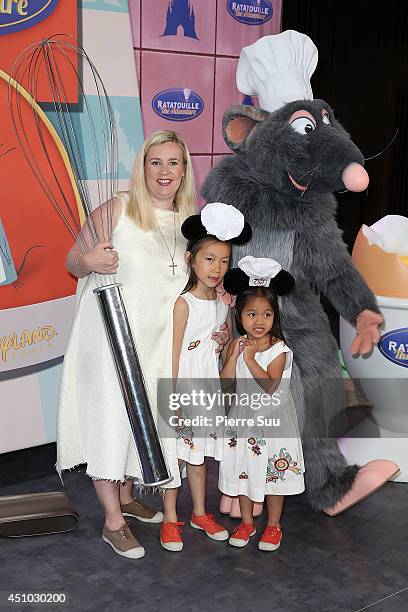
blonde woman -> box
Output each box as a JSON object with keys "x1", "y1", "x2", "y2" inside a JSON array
[{"x1": 57, "y1": 131, "x2": 228, "y2": 558}]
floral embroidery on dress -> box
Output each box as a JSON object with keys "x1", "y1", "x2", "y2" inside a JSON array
[
  {"x1": 225, "y1": 428, "x2": 237, "y2": 448},
  {"x1": 210, "y1": 432, "x2": 217, "y2": 440},
  {"x1": 266, "y1": 447, "x2": 302, "y2": 482},
  {"x1": 176, "y1": 425, "x2": 195, "y2": 449},
  {"x1": 239, "y1": 472, "x2": 248, "y2": 479},
  {"x1": 247, "y1": 436, "x2": 266, "y2": 456},
  {"x1": 187, "y1": 340, "x2": 200, "y2": 351}
]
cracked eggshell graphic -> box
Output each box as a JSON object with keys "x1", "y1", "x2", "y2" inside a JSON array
[{"x1": 352, "y1": 216, "x2": 408, "y2": 298}]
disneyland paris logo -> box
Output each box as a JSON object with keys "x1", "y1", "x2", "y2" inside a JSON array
[
  {"x1": 227, "y1": 0, "x2": 273, "y2": 25},
  {"x1": 152, "y1": 88, "x2": 204, "y2": 122}
]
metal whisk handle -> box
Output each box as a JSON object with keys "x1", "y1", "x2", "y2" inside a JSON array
[{"x1": 93, "y1": 283, "x2": 173, "y2": 487}]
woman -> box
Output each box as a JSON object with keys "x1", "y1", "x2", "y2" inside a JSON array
[{"x1": 57, "y1": 131, "x2": 228, "y2": 559}]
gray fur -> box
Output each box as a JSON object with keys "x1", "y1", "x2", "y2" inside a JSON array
[{"x1": 203, "y1": 100, "x2": 380, "y2": 512}]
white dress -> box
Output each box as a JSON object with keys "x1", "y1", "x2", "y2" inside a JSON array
[
  {"x1": 218, "y1": 340, "x2": 305, "y2": 502},
  {"x1": 56, "y1": 193, "x2": 188, "y2": 486},
  {"x1": 176, "y1": 292, "x2": 228, "y2": 464}
]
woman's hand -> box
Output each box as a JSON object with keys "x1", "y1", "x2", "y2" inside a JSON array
[
  {"x1": 243, "y1": 339, "x2": 258, "y2": 361},
  {"x1": 212, "y1": 321, "x2": 230, "y2": 354},
  {"x1": 82, "y1": 242, "x2": 119, "y2": 275}
]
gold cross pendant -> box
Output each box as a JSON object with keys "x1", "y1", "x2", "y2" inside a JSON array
[{"x1": 169, "y1": 262, "x2": 177, "y2": 275}]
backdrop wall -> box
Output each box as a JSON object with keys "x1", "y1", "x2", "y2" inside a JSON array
[
  {"x1": 0, "y1": 0, "x2": 143, "y2": 453},
  {"x1": 0, "y1": 0, "x2": 282, "y2": 454},
  {"x1": 129, "y1": 0, "x2": 282, "y2": 199}
]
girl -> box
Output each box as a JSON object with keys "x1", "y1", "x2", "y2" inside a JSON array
[
  {"x1": 160, "y1": 202, "x2": 252, "y2": 552},
  {"x1": 219, "y1": 256, "x2": 305, "y2": 551}
]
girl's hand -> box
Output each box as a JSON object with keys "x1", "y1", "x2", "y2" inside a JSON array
[
  {"x1": 231, "y1": 336, "x2": 247, "y2": 358},
  {"x1": 82, "y1": 242, "x2": 119, "y2": 274},
  {"x1": 243, "y1": 339, "x2": 258, "y2": 361},
  {"x1": 212, "y1": 321, "x2": 230, "y2": 354}
]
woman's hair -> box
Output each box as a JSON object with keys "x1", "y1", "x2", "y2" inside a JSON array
[
  {"x1": 182, "y1": 236, "x2": 231, "y2": 294},
  {"x1": 125, "y1": 130, "x2": 196, "y2": 231},
  {"x1": 235, "y1": 287, "x2": 285, "y2": 341}
]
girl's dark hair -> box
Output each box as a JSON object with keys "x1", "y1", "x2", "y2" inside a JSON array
[
  {"x1": 182, "y1": 236, "x2": 231, "y2": 294},
  {"x1": 235, "y1": 287, "x2": 285, "y2": 342}
]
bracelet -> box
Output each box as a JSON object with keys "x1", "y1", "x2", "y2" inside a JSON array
[{"x1": 76, "y1": 253, "x2": 90, "y2": 276}]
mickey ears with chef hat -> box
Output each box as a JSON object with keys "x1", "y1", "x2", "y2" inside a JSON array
[
  {"x1": 223, "y1": 256, "x2": 295, "y2": 296},
  {"x1": 181, "y1": 202, "x2": 252, "y2": 250}
]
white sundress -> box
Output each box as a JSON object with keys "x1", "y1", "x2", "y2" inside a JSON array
[
  {"x1": 218, "y1": 340, "x2": 305, "y2": 502},
  {"x1": 176, "y1": 292, "x2": 228, "y2": 464},
  {"x1": 56, "y1": 193, "x2": 188, "y2": 486}
]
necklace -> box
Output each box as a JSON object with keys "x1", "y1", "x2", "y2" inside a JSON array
[{"x1": 154, "y1": 208, "x2": 178, "y2": 275}]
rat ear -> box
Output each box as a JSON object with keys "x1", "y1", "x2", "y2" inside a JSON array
[{"x1": 223, "y1": 105, "x2": 270, "y2": 153}]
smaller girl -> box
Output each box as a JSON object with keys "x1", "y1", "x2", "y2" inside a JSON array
[
  {"x1": 160, "y1": 202, "x2": 252, "y2": 552},
  {"x1": 219, "y1": 256, "x2": 305, "y2": 551}
]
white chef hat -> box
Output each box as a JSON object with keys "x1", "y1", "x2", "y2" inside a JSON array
[
  {"x1": 201, "y1": 202, "x2": 244, "y2": 241},
  {"x1": 238, "y1": 256, "x2": 282, "y2": 287},
  {"x1": 236, "y1": 30, "x2": 318, "y2": 113},
  {"x1": 181, "y1": 202, "x2": 252, "y2": 246}
]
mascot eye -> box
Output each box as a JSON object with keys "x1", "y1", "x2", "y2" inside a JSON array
[
  {"x1": 322, "y1": 113, "x2": 331, "y2": 125},
  {"x1": 290, "y1": 116, "x2": 316, "y2": 135}
]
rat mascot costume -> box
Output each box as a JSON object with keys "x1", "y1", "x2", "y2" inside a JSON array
[{"x1": 202, "y1": 31, "x2": 398, "y2": 515}]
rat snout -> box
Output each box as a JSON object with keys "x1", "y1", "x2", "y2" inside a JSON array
[{"x1": 341, "y1": 162, "x2": 369, "y2": 192}]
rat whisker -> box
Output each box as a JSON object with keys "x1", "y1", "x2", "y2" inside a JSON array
[
  {"x1": 300, "y1": 167, "x2": 318, "y2": 199},
  {"x1": 295, "y1": 165, "x2": 319, "y2": 182},
  {"x1": 364, "y1": 129, "x2": 399, "y2": 161}
]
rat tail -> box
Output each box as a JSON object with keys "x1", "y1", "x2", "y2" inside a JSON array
[{"x1": 16, "y1": 245, "x2": 45, "y2": 277}]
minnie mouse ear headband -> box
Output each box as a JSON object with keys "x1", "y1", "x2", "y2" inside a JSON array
[
  {"x1": 181, "y1": 202, "x2": 252, "y2": 250},
  {"x1": 223, "y1": 256, "x2": 295, "y2": 296}
]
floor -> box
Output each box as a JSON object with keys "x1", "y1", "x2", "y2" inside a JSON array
[{"x1": 0, "y1": 444, "x2": 407, "y2": 612}]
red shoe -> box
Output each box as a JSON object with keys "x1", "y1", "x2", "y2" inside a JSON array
[
  {"x1": 228, "y1": 522, "x2": 256, "y2": 547},
  {"x1": 258, "y1": 525, "x2": 282, "y2": 551},
  {"x1": 160, "y1": 521, "x2": 185, "y2": 552},
  {"x1": 190, "y1": 513, "x2": 229, "y2": 541}
]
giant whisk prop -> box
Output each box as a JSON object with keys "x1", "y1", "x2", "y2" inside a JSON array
[{"x1": 8, "y1": 35, "x2": 172, "y2": 487}]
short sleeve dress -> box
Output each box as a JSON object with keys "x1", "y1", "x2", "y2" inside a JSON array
[
  {"x1": 218, "y1": 340, "x2": 305, "y2": 502},
  {"x1": 176, "y1": 292, "x2": 228, "y2": 464}
]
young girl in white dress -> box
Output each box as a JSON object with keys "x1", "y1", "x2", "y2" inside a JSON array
[
  {"x1": 160, "y1": 202, "x2": 252, "y2": 551},
  {"x1": 219, "y1": 256, "x2": 305, "y2": 551}
]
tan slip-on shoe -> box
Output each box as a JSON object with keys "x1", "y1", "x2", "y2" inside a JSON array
[
  {"x1": 102, "y1": 522, "x2": 145, "y2": 559},
  {"x1": 121, "y1": 497, "x2": 163, "y2": 523}
]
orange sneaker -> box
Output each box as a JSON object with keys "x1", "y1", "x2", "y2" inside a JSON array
[
  {"x1": 228, "y1": 522, "x2": 256, "y2": 547},
  {"x1": 190, "y1": 513, "x2": 229, "y2": 541},
  {"x1": 160, "y1": 521, "x2": 185, "y2": 552},
  {"x1": 258, "y1": 525, "x2": 282, "y2": 551}
]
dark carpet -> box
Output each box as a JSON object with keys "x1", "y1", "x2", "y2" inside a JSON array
[{"x1": 0, "y1": 444, "x2": 407, "y2": 612}]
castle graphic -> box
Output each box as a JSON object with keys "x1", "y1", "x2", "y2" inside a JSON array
[
  {"x1": 242, "y1": 94, "x2": 254, "y2": 106},
  {"x1": 162, "y1": 0, "x2": 199, "y2": 40}
]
